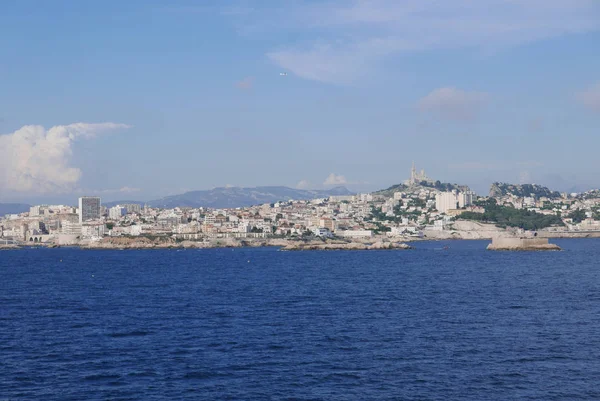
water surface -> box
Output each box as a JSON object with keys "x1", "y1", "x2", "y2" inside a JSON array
[{"x1": 2, "y1": 239, "x2": 600, "y2": 400}]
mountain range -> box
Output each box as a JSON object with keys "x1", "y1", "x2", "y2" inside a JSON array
[
  {"x1": 0, "y1": 203, "x2": 31, "y2": 216},
  {"x1": 104, "y1": 186, "x2": 353, "y2": 209}
]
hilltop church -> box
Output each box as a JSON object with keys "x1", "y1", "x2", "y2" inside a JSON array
[{"x1": 405, "y1": 162, "x2": 434, "y2": 186}]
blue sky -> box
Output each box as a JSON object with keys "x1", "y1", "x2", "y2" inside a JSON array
[{"x1": 1, "y1": 0, "x2": 599, "y2": 203}]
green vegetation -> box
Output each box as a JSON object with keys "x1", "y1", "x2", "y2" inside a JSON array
[
  {"x1": 420, "y1": 180, "x2": 460, "y2": 192},
  {"x1": 370, "y1": 206, "x2": 420, "y2": 223},
  {"x1": 373, "y1": 222, "x2": 391, "y2": 234},
  {"x1": 106, "y1": 223, "x2": 114, "y2": 230},
  {"x1": 568, "y1": 208, "x2": 586, "y2": 224},
  {"x1": 490, "y1": 183, "x2": 561, "y2": 199},
  {"x1": 374, "y1": 183, "x2": 408, "y2": 197},
  {"x1": 459, "y1": 199, "x2": 564, "y2": 230}
]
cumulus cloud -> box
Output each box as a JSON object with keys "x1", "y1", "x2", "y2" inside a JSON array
[
  {"x1": 296, "y1": 179, "x2": 311, "y2": 189},
  {"x1": 418, "y1": 87, "x2": 489, "y2": 121},
  {"x1": 0, "y1": 122, "x2": 130, "y2": 193},
  {"x1": 236, "y1": 76, "x2": 255, "y2": 90},
  {"x1": 323, "y1": 173, "x2": 347, "y2": 186},
  {"x1": 253, "y1": 0, "x2": 600, "y2": 83},
  {"x1": 577, "y1": 82, "x2": 600, "y2": 112}
]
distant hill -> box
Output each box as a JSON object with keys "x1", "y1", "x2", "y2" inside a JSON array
[
  {"x1": 489, "y1": 183, "x2": 561, "y2": 199},
  {"x1": 146, "y1": 186, "x2": 353, "y2": 209},
  {"x1": 0, "y1": 203, "x2": 30, "y2": 216},
  {"x1": 375, "y1": 180, "x2": 469, "y2": 197},
  {"x1": 102, "y1": 200, "x2": 145, "y2": 208}
]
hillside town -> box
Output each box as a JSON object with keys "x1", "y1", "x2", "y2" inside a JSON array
[{"x1": 3, "y1": 164, "x2": 600, "y2": 248}]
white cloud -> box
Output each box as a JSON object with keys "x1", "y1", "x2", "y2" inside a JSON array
[
  {"x1": 0, "y1": 122, "x2": 130, "y2": 193},
  {"x1": 256, "y1": 0, "x2": 600, "y2": 83},
  {"x1": 418, "y1": 87, "x2": 488, "y2": 121},
  {"x1": 118, "y1": 186, "x2": 140, "y2": 193},
  {"x1": 577, "y1": 82, "x2": 600, "y2": 112},
  {"x1": 323, "y1": 173, "x2": 347, "y2": 186},
  {"x1": 85, "y1": 186, "x2": 141, "y2": 195},
  {"x1": 296, "y1": 179, "x2": 311, "y2": 189}
]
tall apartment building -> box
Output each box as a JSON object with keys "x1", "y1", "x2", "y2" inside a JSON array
[
  {"x1": 435, "y1": 191, "x2": 474, "y2": 214},
  {"x1": 78, "y1": 197, "x2": 101, "y2": 223},
  {"x1": 108, "y1": 206, "x2": 126, "y2": 220}
]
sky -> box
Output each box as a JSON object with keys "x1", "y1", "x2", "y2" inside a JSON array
[{"x1": 1, "y1": 0, "x2": 599, "y2": 204}]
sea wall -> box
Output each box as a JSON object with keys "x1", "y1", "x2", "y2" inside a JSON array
[{"x1": 487, "y1": 237, "x2": 561, "y2": 251}]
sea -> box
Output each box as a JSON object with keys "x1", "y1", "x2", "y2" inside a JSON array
[{"x1": 2, "y1": 239, "x2": 600, "y2": 400}]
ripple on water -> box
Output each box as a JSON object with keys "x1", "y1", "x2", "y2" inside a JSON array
[{"x1": 2, "y1": 241, "x2": 600, "y2": 400}]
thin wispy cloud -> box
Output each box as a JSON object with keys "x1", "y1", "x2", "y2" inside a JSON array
[
  {"x1": 236, "y1": 76, "x2": 255, "y2": 90},
  {"x1": 418, "y1": 87, "x2": 489, "y2": 121},
  {"x1": 577, "y1": 82, "x2": 600, "y2": 113},
  {"x1": 251, "y1": 0, "x2": 600, "y2": 84},
  {"x1": 0, "y1": 123, "x2": 130, "y2": 193}
]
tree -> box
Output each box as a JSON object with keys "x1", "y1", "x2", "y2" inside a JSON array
[
  {"x1": 568, "y1": 208, "x2": 586, "y2": 224},
  {"x1": 106, "y1": 223, "x2": 115, "y2": 230},
  {"x1": 459, "y1": 201, "x2": 563, "y2": 230}
]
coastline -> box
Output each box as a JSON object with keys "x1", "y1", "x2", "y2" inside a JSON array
[{"x1": 3, "y1": 221, "x2": 596, "y2": 251}]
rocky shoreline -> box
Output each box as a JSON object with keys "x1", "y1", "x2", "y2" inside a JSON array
[{"x1": 280, "y1": 241, "x2": 413, "y2": 251}]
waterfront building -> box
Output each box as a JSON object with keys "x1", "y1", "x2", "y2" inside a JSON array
[
  {"x1": 81, "y1": 224, "x2": 105, "y2": 239},
  {"x1": 336, "y1": 230, "x2": 373, "y2": 238},
  {"x1": 61, "y1": 220, "x2": 82, "y2": 236}
]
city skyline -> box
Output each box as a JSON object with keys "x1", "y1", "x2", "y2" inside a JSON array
[{"x1": 1, "y1": 0, "x2": 599, "y2": 203}]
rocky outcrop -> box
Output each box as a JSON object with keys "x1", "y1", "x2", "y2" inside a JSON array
[
  {"x1": 0, "y1": 244, "x2": 20, "y2": 250},
  {"x1": 487, "y1": 237, "x2": 561, "y2": 251},
  {"x1": 83, "y1": 236, "x2": 178, "y2": 249},
  {"x1": 281, "y1": 241, "x2": 413, "y2": 251}
]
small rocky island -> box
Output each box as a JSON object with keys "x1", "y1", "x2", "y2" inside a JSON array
[{"x1": 487, "y1": 237, "x2": 561, "y2": 251}]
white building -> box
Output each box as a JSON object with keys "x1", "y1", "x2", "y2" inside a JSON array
[
  {"x1": 123, "y1": 204, "x2": 141, "y2": 214},
  {"x1": 78, "y1": 197, "x2": 101, "y2": 223},
  {"x1": 336, "y1": 230, "x2": 373, "y2": 238},
  {"x1": 61, "y1": 220, "x2": 82, "y2": 236},
  {"x1": 435, "y1": 191, "x2": 473, "y2": 214},
  {"x1": 329, "y1": 195, "x2": 354, "y2": 202},
  {"x1": 108, "y1": 206, "x2": 126, "y2": 220},
  {"x1": 313, "y1": 227, "x2": 333, "y2": 238},
  {"x1": 29, "y1": 205, "x2": 47, "y2": 217},
  {"x1": 81, "y1": 224, "x2": 105, "y2": 240}
]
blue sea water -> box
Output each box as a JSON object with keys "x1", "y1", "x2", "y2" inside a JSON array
[{"x1": 2, "y1": 239, "x2": 600, "y2": 400}]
